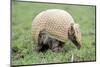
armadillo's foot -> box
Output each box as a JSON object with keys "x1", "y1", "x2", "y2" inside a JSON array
[
  {"x1": 37, "y1": 44, "x2": 49, "y2": 52},
  {"x1": 51, "y1": 43, "x2": 64, "y2": 52}
]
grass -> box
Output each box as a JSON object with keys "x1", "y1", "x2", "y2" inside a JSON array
[{"x1": 11, "y1": 1, "x2": 96, "y2": 65}]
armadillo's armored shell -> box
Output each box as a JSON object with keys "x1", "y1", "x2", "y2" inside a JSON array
[{"x1": 32, "y1": 9, "x2": 75, "y2": 45}]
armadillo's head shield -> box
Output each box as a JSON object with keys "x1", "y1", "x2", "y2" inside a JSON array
[{"x1": 68, "y1": 23, "x2": 82, "y2": 49}]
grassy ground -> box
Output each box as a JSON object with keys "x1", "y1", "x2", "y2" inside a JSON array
[{"x1": 12, "y1": 1, "x2": 96, "y2": 65}]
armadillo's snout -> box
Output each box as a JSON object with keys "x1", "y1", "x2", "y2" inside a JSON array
[{"x1": 70, "y1": 37, "x2": 81, "y2": 50}]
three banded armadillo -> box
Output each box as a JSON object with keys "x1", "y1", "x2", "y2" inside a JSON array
[{"x1": 32, "y1": 9, "x2": 82, "y2": 52}]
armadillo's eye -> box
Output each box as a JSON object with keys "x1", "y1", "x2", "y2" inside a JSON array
[{"x1": 71, "y1": 35, "x2": 76, "y2": 41}]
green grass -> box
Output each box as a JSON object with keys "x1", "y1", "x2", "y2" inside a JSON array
[{"x1": 12, "y1": 1, "x2": 96, "y2": 65}]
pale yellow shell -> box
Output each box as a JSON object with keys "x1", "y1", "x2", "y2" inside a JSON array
[{"x1": 32, "y1": 9, "x2": 75, "y2": 45}]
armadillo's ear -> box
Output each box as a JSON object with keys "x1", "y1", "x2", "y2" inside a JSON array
[
  {"x1": 68, "y1": 23, "x2": 75, "y2": 37},
  {"x1": 68, "y1": 23, "x2": 80, "y2": 35}
]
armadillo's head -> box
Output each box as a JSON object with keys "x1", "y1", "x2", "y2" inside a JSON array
[{"x1": 68, "y1": 23, "x2": 82, "y2": 49}]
